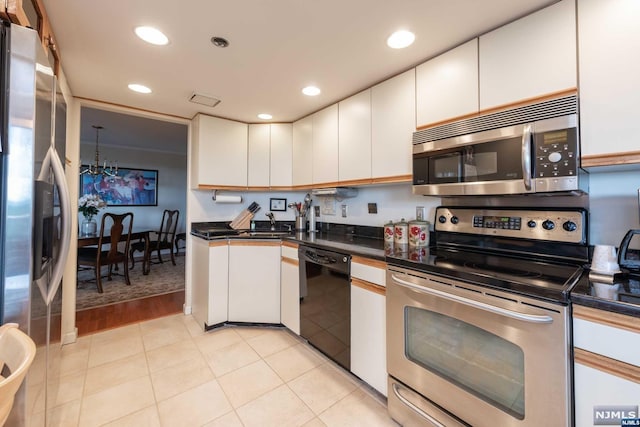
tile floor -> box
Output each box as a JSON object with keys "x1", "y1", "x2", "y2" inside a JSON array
[{"x1": 33, "y1": 314, "x2": 399, "y2": 427}]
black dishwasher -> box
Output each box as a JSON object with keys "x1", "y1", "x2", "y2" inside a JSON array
[{"x1": 298, "y1": 245, "x2": 351, "y2": 370}]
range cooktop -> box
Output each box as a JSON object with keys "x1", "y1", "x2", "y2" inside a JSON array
[
  {"x1": 387, "y1": 246, "x2": 585, "y2": 303},
  {"x1": 386, "y1": 206, "x2": 590, "y2": 304}
]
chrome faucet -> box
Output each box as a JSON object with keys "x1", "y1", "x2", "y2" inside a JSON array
[{"x1": 265, "y1": 212, "x2": 276, "y2": 230}]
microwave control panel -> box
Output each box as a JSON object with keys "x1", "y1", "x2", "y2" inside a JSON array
[
  {"x1": 532, "y1": 126, "x2": 581, "y2": 192},
  {"x1": 533, "y1": 127, "x2": 578, "y2": 178}
]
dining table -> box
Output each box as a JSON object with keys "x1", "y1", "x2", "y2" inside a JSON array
[{"x1": 77, "y1": 230, "x2": 153, "y2": 275}]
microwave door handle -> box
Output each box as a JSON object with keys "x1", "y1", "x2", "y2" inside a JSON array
[
  {"x1": 390, "y1": 274, "x2": 553, "y2": 324},
  {"x1": 522, "y1": 124, "x2": 533, "y2": 191}
]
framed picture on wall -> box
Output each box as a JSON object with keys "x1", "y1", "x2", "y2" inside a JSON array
[
  {"x1": 270, "y1": 198, "x2": 286, "y2": 211},
  {"x1": 80, "y1": 167, "x2": 158, "y2": 206}
]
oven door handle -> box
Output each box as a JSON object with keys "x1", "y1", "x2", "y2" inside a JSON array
[
  {"x1": 522, "y1": 123, "x2": 533, "y2": 191},
  {"x1": 390, "y1": 274, "x2": 554, "y2": 324},
  {"x1": 391, "y1": 383, "x2": 447, "y2": 427}
]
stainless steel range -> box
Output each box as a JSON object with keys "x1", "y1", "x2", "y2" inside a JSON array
[{"x1": 386, "y1": 206, "x2": 589, "y2": 427}]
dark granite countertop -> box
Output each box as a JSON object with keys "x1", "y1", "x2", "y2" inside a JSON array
[
  {"x1": 191, "y1": 221, "x2": 387, "y2": 260},
  {"x1": 570, "y1": 271, "x2": 640, "y2": 318},
  {"x1": 284, "y1": 232, "x2": 386, "y2": 260}
]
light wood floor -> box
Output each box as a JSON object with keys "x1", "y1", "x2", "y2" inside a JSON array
[{"x1": 75, "y1": 290, "x2": 185, "y2": 336}]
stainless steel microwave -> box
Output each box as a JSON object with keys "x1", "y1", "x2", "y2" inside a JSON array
[{"x1": 412, "y1": 96, "x2": 588, "y2": 196}]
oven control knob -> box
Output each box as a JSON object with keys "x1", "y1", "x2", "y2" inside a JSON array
[
  {"x1": 438, "y1": 215, "x2": 447, "y2": 224},
  {"x1": 343, "y1": 257, "x2": 348, "y2": 263},
  {"x1": 450, "y1": 216, "x2": 459, "y2": 225},
  {"x1": 563, "y1": 221, "x2": 577, "y2": 232},
  {"x1": 527, "y1": 220, "x2": 537, "y2": 228},
  {"x1": 542, "y1": 219, "x2": 555, "y2": 230}
]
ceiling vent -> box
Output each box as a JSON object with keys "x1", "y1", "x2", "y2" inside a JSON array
[{"x1": 189, "y1": 92, "x2": 221, "y2": 108}]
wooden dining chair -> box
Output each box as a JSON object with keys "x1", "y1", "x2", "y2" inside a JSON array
[
  {"x1": 130, "y1": 209, "x2": 179, "y2": 268},
  {"x1": 78, "y1": 212, "x2": 134, "y2": 293}
]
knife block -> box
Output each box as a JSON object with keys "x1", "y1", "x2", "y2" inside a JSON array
[{"x1": 230, "y1": 210, "x2": 254, "y2": 230}]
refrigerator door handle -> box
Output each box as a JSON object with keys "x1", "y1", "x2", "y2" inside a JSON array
[{"x1": 37, "y1": 145, "x2": 71, "y2": 305}]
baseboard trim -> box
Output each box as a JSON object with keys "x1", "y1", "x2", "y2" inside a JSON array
[{"x1": 62, "y1": 327, "x2": 78, "y2": 345}]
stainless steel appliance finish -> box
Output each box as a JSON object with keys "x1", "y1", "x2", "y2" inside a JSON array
[
  {"x1": 387, "y1": 267, "x2": 572, "y2": 427},
  {"x1": 298, "y1": 245, "x2": 351, "y2": 370},
  {"x1": 0, "y1": 23, "x2": 71, "y2": 426},
  {"x1": 412, "y1": 95, "x2": 587, "y2": 196},
  {"x1": 386, "y1": 207, "x2": 588, "y2": 427}
]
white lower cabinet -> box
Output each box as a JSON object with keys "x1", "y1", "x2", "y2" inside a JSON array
[
  {"x1": 280, "y1": 242, "x2": 300, "y2": 334},
  {"x1": 351, "y1": 282, "x2": 387, "y2": 396},
  {"x1": 350, "y1": 256, "x2": 387, "y2": 396},
  {"x1": 191, "y1": 239, "x2": 229, "y2": 329},
  {"x1": 573, "y1": 305, "x2": 640, "y2": 426},
  {"x1": 228, "y1": 241, "x2": 281, "y2": 323},
  {"x1": 574, "y1": 361, "x2": 640, "y2": 427}
]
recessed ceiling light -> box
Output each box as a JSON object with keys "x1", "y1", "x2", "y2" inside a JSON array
[
  {"x1": 211, "y1": 37, "x2": 230, "y2": 48},
  {"x1": 257, "y1": 113, "x2": 273, "y2": 120},
  {"x1": 387, "y1": 30, "x2": 415, "y2": 49},
  {"x1": 302, "y1": 86, "x2": 321, "y2": 96},
  {"x1": 128, "y1": 83, "x2": 152, "y2": 94},
  {"x1": 134, "y1": 26, "x2": 169, "y2": 45}
]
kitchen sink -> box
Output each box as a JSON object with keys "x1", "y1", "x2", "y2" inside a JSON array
[{"x1": 238, "y1": 230, "x2": 292, "y2": 238}]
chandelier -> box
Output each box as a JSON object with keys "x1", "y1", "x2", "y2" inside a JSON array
[{"x1": 80, "y1": 125, "x2": 118, "y2": 177}]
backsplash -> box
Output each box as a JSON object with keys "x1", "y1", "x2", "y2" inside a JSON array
[
  {"x1": 189, "y1": 183, "x2": 442, "y2": 229},
  {"x1": 588, "y1": 170, "x2": 640, "y2": 246}
]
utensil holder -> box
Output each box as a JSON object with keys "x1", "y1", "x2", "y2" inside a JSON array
[{"x1": 295, "y1": 216, "x2": 306, "y2": 231}]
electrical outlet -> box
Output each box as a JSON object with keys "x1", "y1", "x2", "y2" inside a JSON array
[
  {"x1": 416, "y1": 206, "x2": 425, "y2": 221},
  {"x1": 321, "y1": 197, "x2": 336, "y2": 215},
  {"x1": 368, "y1": 203, "x2": 378, "y2": 214},
  {"x1": 341, "y1": 204, "x2": 348, "y2": 218}
]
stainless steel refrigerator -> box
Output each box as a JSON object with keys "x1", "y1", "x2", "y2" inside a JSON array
[{"x1": 0, "y1": 22, "x2": 71, "y2": 426}]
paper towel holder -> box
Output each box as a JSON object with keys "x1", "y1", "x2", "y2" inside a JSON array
[{"x1": 211, "y1": 190, "x2": 242, "y2": 203}]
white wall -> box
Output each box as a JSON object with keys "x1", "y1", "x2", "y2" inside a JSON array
[
  {"x1": 310, "y1": 184, "x2": 440, "y2": 228},
  {"x1": 80, "y1": 144, "x2": 187, "y2": 233},
  {"x1": 588, "y1": 170, "x2": 640, "y2": 246},
  {"x1": 189, "y1": 183, "x2": 440, "y2": 229}
]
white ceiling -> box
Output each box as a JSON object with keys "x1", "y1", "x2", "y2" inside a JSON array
[{"x1": 43, "y1": 0, "x2": 559, "y2": 149}]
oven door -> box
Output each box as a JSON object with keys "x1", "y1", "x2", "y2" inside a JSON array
[{"x1": 386, "y1": 266, "x2": 572, "y2": 427}]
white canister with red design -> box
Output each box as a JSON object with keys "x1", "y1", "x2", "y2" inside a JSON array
[
  {"x1": 384, "y1": 220, "x2": 394, "y2": 244},
  {"x1": 394, "y1": 218, "x2": 408, "y2": 245},
  {"x1": 408, "y1": 220, "x2": 430, "y2": 247}
]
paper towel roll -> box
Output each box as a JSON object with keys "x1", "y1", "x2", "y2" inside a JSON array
[{"x1": 212, "y1": 194, "x2": 242, "y2": 203}]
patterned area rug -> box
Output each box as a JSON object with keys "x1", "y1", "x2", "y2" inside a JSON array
[{"x1": 76, "y1": 254, "x2": 185, "y2": 311}]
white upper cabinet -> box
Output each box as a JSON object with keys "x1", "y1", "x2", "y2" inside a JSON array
[
  {"x1": 312, "y1": 104, "x2": 339, "y2": 185},
  {"x1": 339, "y1": 89, "x2": 372, "y2": 182},
  {"x1": 191, "y1": 114, "x2": 248, "y2": 188},
  {"x1": 416, "y1": 40, "x2": 479, "y2": 127},
  {"x1": 270, "y1": 123, "x2": 293, "y2": 188},
  {"x1": 292, "y1": 116, "x2": 313, "y2": 187},
  {"x1": 371, "y1": 69, "x2": 415, "y2": 180},
  {"x1": 578, "y1": 0, "x2": 640, "y2": 158},
  {"x1": 248, "y1": 123, "x2": 293, "y2": 188},
  {"x1": 479, "y1": 0, "x2": 577, "y2": 110},
  {"x1": 248, "y1": 124, "x2": 271, "y2": 188}
]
